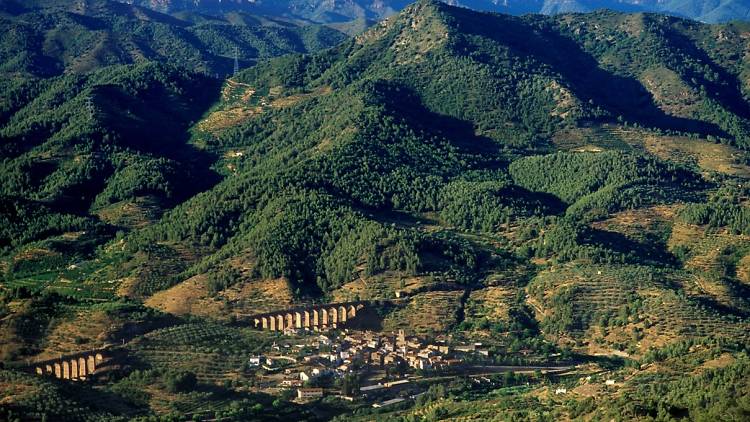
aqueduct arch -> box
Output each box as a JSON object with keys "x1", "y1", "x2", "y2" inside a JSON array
[
  {"x1": 32, "y1": 350, "x2": 107, "y2": 381},
  {"x1": 250, "y1": 301, "x2": 366, "y2": 332}
]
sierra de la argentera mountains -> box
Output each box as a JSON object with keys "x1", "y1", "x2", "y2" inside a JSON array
[{"x1": 118, "y1": 0, "x2": 750, "y2": 23}]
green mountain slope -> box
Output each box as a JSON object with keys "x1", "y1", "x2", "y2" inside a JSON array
[
  {"x1": 0, "y1": 0, "x2": 348, "y2": 260},
  {"x1": 117, "y1": 0, "x2": 750, "y2": 23},
  {"x1": 117, "y1": 0, "x2": 750, "y2": 312},
  {"x1": 0, "y1": 0, "x2": 347, "y2": 84},
  {"x1": 0, "y1": 63, "x2": 220, "y2": 250}
]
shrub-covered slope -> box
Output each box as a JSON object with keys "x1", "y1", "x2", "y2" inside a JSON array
[
  {"x1": 115, "y1": 0, "x2": 749, "y2": 304},
  {"x1": 0, "y1": 0, "x2": 347, "y2": 85}
]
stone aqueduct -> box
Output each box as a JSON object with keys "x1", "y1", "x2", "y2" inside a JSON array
[
  {"x1": 31, "y1": 349, "x2": 108, "y2": 381},
  {"x1": 249, "y1": 301, "x2": 367, "y2": 331},
  {"x1": 25, "y1": 302, "x2": 369, "y2": 380}
]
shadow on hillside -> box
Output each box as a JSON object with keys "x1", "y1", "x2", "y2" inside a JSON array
[
  {"x1": 49, "y1": 375, "x2": 147, "y2": 418},
  {"x1": 580, "y1": 228, "x2": 678, "y2": 266},
  {"x1": 347, "y1": 305, "x2": 386, "y2": 331},
  {"x1": 365, "y1": 79, "x2": 512, "y2": 162},
  {"x1": 690, "y1": 280, "x2": 750, "y2": 319},
  {"x1": 449, "y1": 8, "x2": 734, "y2": 139},
  {"x1": 89, "y1": 75, "x2": 223, "y2": 207},
  {"x1": 658, "y1": 21, "x2": 750, "y2": 119}
]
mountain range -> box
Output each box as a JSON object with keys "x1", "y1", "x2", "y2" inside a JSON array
[
  {"x1": 0, "y1": 0, "x2": 347, "y2": 85},
  {"x1": 116, "y1": 0, "x2": 750, "y2": 23}
]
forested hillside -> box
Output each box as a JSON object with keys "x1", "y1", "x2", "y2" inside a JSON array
[
  {"x1": 1, "y1": 0, "x2": 750, "y2": 420},
  {"x1": 0, "y1": 0, "x2": 349, "y2": 279},
  {"x1": 111, "y1": 0, "x2": 750, "y2": 301},
  {"x1": 117, "y1": 0, "x2": 750, "y2": 23},
  {"x1": 0, "y1": 0, "x2": 347, "y2": 88}
]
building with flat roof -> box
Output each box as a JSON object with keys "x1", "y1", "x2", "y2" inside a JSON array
[
  {"x1": 297, "y1": 388, "x2": 324, "y2": 400},
  {"x1": 373, "y1": 397, "x2": 406, "y2": 408}
]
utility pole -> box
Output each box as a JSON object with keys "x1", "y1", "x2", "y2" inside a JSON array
[
  {"x1": 85, "y1": 96, "x2": 95, "y2": 122},
  {"x1": 233, "y1": 46, "x2": 240, "y2": 77}
]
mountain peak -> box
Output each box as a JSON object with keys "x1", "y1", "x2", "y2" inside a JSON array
[
  {"x1": 403, "y1": 0, "x2": 448, "y2": 16},
  {"x1": 356, "y1": 0, "x2": 452, "y2": 49}
]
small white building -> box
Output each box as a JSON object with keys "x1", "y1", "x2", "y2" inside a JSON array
[
  {"x1": 454, "y1": 345, "x2": 475, "y2": 353},
  {"x1": 415, "y1": 358, "x2": 432, "y2": 370}
]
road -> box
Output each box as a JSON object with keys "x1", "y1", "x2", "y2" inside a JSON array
[{"x1": 408, "y1": 364, "x2": 576, "y2": 384}]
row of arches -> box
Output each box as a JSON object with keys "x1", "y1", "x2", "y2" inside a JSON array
[
  {"x1": 254, "y1": 304, "x2": 361, "y2": 331},
  {"x1": 34, "y1": 353, "x2": 104, "y2": 381}
]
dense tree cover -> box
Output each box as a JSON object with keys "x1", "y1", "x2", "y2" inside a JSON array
[
  {"x1": 237, "y1": 190, "x2": 421, "y2": 290},
  {"x1": 0, "y1": 0, "x2": 348, "y2": 82},
  {"x1": 439, "y1": 179, "x2": 565, "y2": 232},
  {"x1": 0, "y1": 63, "x2": 219, "y2": 246},
  {"x1": 680, "y1": 201, "x2": 750, "y2": 235},
  {"x1": 92, "y1": 156, "x2": 183, "y2": 209},
  {"x1": 118, "y1": 0, "x2": 750, "y2": 300},
  {"x1": 515, "y1": 212, "x2": 678, "y2": 265},
  {"x1": 509, "y1": 151, "x2": 700, "y2": 204},
  {"x1": 162, "y1": 370, "x2": 197, "y2": 393},
  {"x1": 123, "y1": 74, "x2": 509, "y2": 294},
  {"x1": 549, "y1": 11, "x2": 750, "y2": 147},
  {"x1": 679, "y1": 185, "x2": 750, "y2": 234},
  {"x1": 0, "y1": 197, "x2": 100, "y2": 252},
  {"x1": 1, "y1": 0, "x2": 744, "y2": 310},
  {"x1": 565, "y1": 181, "x2": 695, "y2": 221}
]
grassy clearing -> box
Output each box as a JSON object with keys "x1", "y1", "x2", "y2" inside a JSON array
[{"x1": 95, "y1": 196, "x2": 165, "y2": 230}]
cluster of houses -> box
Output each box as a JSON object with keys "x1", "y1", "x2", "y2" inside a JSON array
[
  {"x1": 242, "y1": 328, "x2": 500, "y2": 404},
  {"x1": 257, "y1": 329, "x2": 491, "y2": 401},
  {"x1": 359, "y1": 330, "x2": 466, "y2": 371},
  {"x1": 296, "y1": 329, "x2": 473, "y2": 375}
]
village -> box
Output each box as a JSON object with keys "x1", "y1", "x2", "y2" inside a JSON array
[{"x1": 243, "y1": 328, "x2": 506, "y2": 407}]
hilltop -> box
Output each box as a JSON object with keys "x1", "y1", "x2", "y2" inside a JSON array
[{"x1": 1, "y1": 0, "x2": 750, "y2": 420}]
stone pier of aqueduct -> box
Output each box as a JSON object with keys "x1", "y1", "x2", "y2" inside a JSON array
[
  {"x1": 31, "y1": 349, "x2": 108, "y2": 381},
  {"x1": 250, "y1": 302, "x2": 366, "y2": 332}
]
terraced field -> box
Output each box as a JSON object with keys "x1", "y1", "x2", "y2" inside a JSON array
[
  {"x1": 381, "y1": 290, "x2": 465, "y2": 334},
  {"x1": 553, "y1": 124, "x2": 750, "y2": 177},
  {"x1": 128, "y1": 323, "x2": 275, "y2": 384}
]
